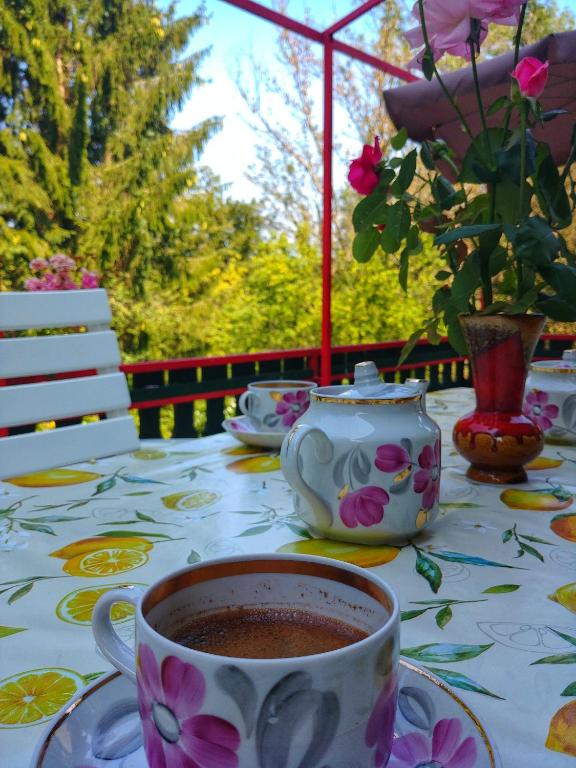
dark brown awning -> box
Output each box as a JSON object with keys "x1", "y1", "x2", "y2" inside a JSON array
[{"x1": 383, "y1": 31, "x2": 576, "y2": 168}]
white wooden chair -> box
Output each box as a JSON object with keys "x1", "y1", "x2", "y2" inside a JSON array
[{"x1": 0, "y1": 289, "x2": 139, "y2": 479}]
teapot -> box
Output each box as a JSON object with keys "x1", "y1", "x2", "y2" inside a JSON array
[
  {"x1": 280, "y1": 362, "x2": 441, "y2": 545},
  {"x1": 524, "y1": 353, "x2": 576, "y2": 445}
]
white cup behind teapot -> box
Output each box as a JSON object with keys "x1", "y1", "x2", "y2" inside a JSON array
[{"x1": 281, "y1": 362, "x2": 441, "y2": 545}]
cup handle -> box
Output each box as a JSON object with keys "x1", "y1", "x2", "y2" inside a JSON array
[
  {"x1": 281, "y1": 424, "x2": 334, "y2": 530},
  {"x1": 92, "y1": 586, "x2": 145, "y2": 684},
  {"x1": 238, "y1": 391, "x2": 255, "y2": 417}
]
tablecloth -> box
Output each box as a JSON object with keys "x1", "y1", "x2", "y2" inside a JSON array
[{"x1": 1, "y1": 388, "x2": 575, "y2": 766}]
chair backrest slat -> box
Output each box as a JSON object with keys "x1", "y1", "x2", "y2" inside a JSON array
[
  {"x1": 0, "y1": 290, "x2": 139, "y2": 480},
  {"x1": 0, "y1": 418, "x2": 139, "y2": 479},
  {"x1": 0, "y1": 373, "x2": 131, "y2": 428},
  {"x1": 0, "y1": 289, "x2": 112, "y2": 331},
  {"x1": 0, "y1": 331, "x2": 121, "y2": 378}
]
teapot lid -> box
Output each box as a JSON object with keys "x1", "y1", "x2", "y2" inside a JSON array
[
  {"x1": 563, "y1": 349, "x2": 576, "y2": 363},
  {"x1": 312, "y1": 362, "x2": 420, "y2": 403},
  {"x1": 530, "y1": 359, "x2": 576, "y2": 375}
]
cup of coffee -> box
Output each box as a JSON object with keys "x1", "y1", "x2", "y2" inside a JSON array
[
  {"x1": 238, "y1": 380, "x2": 316, "y2": 432},
  {"x1": 92, "y1": 554, "x2": 400, "y2": 768}
]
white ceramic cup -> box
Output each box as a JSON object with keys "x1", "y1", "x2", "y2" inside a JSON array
[
  {"x1": 92, "y1": 554, "x2": 400, "y2": 768},
  {"x1": 238, "y1": 380, "x2": 316, "y2": 432}
]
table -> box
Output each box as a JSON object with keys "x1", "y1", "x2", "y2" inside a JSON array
[{"x1": 1, "y1": 388, "x2": 575, "y2": 767}]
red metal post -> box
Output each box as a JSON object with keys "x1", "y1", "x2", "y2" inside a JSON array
[{"x1": 321, "y1": 34, "x2": 334, "y2": 386}]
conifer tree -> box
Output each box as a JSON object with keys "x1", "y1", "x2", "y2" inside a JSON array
[{"x1": 0, "y1": 0, "x2": 218, "y2": 291}]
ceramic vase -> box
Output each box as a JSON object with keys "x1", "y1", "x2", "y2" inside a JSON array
[{"x1": 453, "y1": 313, "x2": 546, "y2": 484}]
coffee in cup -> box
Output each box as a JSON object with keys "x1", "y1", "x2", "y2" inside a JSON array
[
  {"x1": 238, "y1": 380, "x2": 316, "y2": 432},
  {"x1": 92, "y1": 554, "x2": 399, "y2": 768}
]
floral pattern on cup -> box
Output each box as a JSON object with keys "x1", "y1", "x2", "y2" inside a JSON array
[
  {"x1": 274, "y1": 390, "x2": 310, "y2": 428},
  {"x1": 523, "y1": 389, "x2": 559, "y2": 432},
  {"x1": 340, "y1": 486, "x2": 390, "y2": 529},
  {"x1": 137, "y1": 644, "x2": 240, "y2": 768},
  {"x1": 375, "y1": 438, "x2": 441, "y2": 510},
  {"x1": 365, "y1": 677, "x2": 397, "y2": 767},
  {"x1": 388, "y1": 717, "x2": 477, "y2": 768}
]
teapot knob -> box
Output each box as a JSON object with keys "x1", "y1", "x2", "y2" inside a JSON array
[
  {"x1": 354, "y1": 361, "x2": 381, "y2": 393},
  {"x1": 563, "y1": 349, "x2": 576, "y2": 362}
]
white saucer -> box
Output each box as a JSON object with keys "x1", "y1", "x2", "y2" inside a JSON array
[
  {"x1": 222, "y1": 415, "x2": 285, "y2": 449},
  {"x1": 31, "y1": 660, "x2": 500, "y2": 767}
]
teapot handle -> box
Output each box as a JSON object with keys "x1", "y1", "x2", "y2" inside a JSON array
[{"x1": 281, "y1": 424, "x2": 334, "y2": 530}]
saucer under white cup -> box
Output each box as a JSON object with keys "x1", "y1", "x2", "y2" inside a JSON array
[{"x1": 222, "y1": 415, "x2": 285, "y2": 448}]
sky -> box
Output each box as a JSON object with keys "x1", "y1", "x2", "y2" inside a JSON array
[{"x1": 167, "y1": 0, "x2": 576, "y2": 201}]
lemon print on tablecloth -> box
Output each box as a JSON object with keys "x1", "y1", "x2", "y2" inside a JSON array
[
  {"x1": 500, "y1": 487, "x2": 573, "y2": 511},
  {"x1": 222, "y1": 445, "x2": 270, "y2": 456},
  {"x1": 0, "y1": 667, "x2": 84, "y2": 728},
  {"x1": 278, "y1": 539, "x2": 400, "y2": 568},
  {"x1": 51, "y1": 536, "x2": 153, "y2": 577},
  {"x1": 131, "y1": 448, "x2": 167, "y2": 460},
  {"x1": 550, "y1": 513, "x2": 576, "y2": 542},
  {"x1": 524, "y1": 456, "x2": 564, "y2": 470},
  {"x1": 161, "y1": 490, "x2": 220, "y2": 511},
  {"x1": 4, "y1": 468, "x2": 101, "y2": 488},
  {"x1": 56, "y1": 583, "x2": 146, "y2": 625},
  {"x1": 226, "y1": 455, "x2": 281, "y2": 473},
  {"x1": 548, "y1": 582, "x2": 576, "y2": 614},
  {"x1": 546, "y1": 700, "x2": 576, "y2": 757}
]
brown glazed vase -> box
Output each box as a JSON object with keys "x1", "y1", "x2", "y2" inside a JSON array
[{"x1": 453, "y1": 314, "x2": 546, "y2": 484}]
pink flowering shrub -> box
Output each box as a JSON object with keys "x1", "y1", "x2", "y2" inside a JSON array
[{"x1": 24, "y1": 254, "x2": 100, "y2": 291}]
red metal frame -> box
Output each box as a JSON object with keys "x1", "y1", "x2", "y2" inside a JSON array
[{"x1": 220, "y1": 0, "x2": 416, "y2": 384}]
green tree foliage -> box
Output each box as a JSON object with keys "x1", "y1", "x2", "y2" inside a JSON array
[{"x1": 0, "y1": 0, "x2": 218, "y2": 291}]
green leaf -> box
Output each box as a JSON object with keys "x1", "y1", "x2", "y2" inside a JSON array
[
  {"x1": 380, "y1": 200, "x2": 410, "y2": 253},
  {"x1": 93, "y1": 477, "x2": 117, "y2": 496},
  {"x1": 429, "y1": 550, "x2": 520, "y2": 569},
  {"x1": 420, "y1": 142, "x2": 435, "y2": 170},
  {"x1": 535, "y1": 144, "x2": 572, "y2": 228},
  {"x1": 548, "y1": 627, "x2": 576, "y2": 647},
  {"x1": 424, "y1": 667, "x2": 504, "y2": 699},
  {"x1": 8, "y1": 582, "x2": 33, "y2": 604},
  {"x1": 135, "y1": 512, "x2": 156, "y2": 523},
  {"x1": 26, "y1": 515, "x2": 85, "y2": 523},
  {"x1": 435, "y1": 605, "x2": 452, "y2": 629},
  {"x1": 439, "y1": 502, "x2": 482, "y2": 510},
  {"x1": 19, "y1": 521, "x2": 56, "y2": 535},
  {"x1": 531, "y1": 652, "x2": 576, "y2": 665},
  {"x1": 422, "y1": 50, "x2": 434, "y2": 81},
  {"x1": 519, "y1": 534, "x2": 554, "y2": 545},
  {"x1": 410, "y1": 599, "x2": 455, "y2": 605},
  {"x1": 399, "y1": 326, "x2": 426, "y2": 365},
  {"x1": 351, "y1": 172, "x2": 394, "y2": 231},
  {"x1": 391, "y1": 127, "x2": 408, "y2": 150},
  {"x1": 539, "y1": 263, "x2": 576, "y2": 306},
  {"x1": 514, "y1": 216, "x2": 559, "y2": 266},
  {"x1": 401, "y1": 609, "x2": 428, "y2": 621},
  {"x1": 391, "y1": 149, "x2": 417, "y2": 196},
  {"x1": 187, "y1": 549, "x2": 201, "y2": 564},
  {"x1": 561, "y1": 682, "x2": 576, "y2": 696},
  {"x1": 502, "y1": 529, "x2": 513, "y2": 543},
  {"x1": 285, "y1": 523, "x2": 313, "y2": 539},
  {"x1": 450, "y1": 257, "x2": 481, "y2": 310},
  {"x1": 435, "y1": 270, "x2": 452, "y2": 281},
  {"x1": 519, "y1": 542, "x2": 544, "y2": 562},
  {"x1": 0, "y1": 626, "x2": 26, "y2": 638},
  {"x1": 124, "y1": 491, "x2": 153, "y2": 496},
  {"x1": 482, "y1": 584, "x2": 520, "y2": 594},
  {"x1": 353, "y1": 228, "x2": 380, "y2": 263},
  {"x1": 536, "y1": 294, "x2": 576, "y2": 321},
  {"x1": 415, "y1": 550, "x2": 442, "y2": 593},
  {"x1": 435, "y1": 223, "x2": 501, "y2": 246},
  {"x1": 401, "y1": 642, "x2": 493, "y2": 663},
  {"x1": 236, "y1": 524, "x2": 273, "y2": 537},
  {"x1": 487, "y1": 95, "x2": 509, "y2": 115},
  {"x1": 82, "y1": 671, "x2": 107, "y2": 684}
]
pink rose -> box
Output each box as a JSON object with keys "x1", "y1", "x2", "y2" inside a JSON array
[
  {"x1": 339, "y1": 486, "x2": 389, "y2": 528},
  {"x1": 24, "y1": 277, "x2": 43, "y2": 291},
  {"x1": 29, "y1": 257, "x2": 48, "y2": 272},
  {"x1": 80, "y1": 268, "x2": 100, "y2": 289},
  {"x1": 406, "y1": 0, "x2": 524, "y2": 68},
  {"x1": 50, "y1": 252, "x2": 76, "y2": 272},
  {"x1": 348, "y1": 137, "x2": 382, "y2": 196},
  {"x1": 511, "y1": 57, "x2": 549, "y2": 98}
]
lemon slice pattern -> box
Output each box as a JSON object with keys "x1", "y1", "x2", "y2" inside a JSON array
[
  {"x1": 55, "y1": 583, "x2": 146, "y2": 625},
  {"x1": 0, "y1": 668, "x2": 85, "y2": 728}
]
